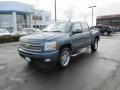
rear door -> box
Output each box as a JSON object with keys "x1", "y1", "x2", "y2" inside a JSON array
[{"x1": 80, "y1": 22, "x2": 92, "y2": 46}]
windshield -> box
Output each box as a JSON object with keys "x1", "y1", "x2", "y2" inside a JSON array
[{"x1": 43, "y1": 23, "x2": 71, "y2": 33}]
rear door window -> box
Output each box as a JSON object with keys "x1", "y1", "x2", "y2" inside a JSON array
[
  {"x1": 81, "y1": 22, "x2": 89, "y2": 32},
  {"x1": 73, "y1": 23, "x2": 83, "y2": 32}
]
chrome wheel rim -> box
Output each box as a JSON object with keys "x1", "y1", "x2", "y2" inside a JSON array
[{"x1": 61, "y1": 51, "x2": 70, "y2": 66}]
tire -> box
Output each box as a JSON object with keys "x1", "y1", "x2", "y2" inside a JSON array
[
  {"x1": 104, "y1": 31, "x2": 108, "y2": 36},
  {"x1": 57, "y1": 48, "x2": 71, "y2": 69},
  {"x1": 91, "y1": 39, "x2": 98, "y2": 52}
]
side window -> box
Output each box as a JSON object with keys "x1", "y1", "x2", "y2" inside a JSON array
[
  {"x1": 81, "y1": 22, "x2": 89, "y2": 32},
  {"x1": 73, "y1": 23, "x2": 83, "y2": 32},
  {"x1": 39, "y1": 16, "x2": 42, "y2": 21}
]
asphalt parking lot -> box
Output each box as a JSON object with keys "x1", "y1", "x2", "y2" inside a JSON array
[{"x1": 0, "y1": 32, "x2": 120, "y2": 90}]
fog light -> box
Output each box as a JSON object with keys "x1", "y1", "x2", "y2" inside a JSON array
[{"x1": 45, "y1": 59, "x2": 51, "y2": 62}]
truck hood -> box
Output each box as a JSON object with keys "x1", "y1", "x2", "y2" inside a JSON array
[{"x1": 20, "y1": 32, "x2": 67, "y2": 43}]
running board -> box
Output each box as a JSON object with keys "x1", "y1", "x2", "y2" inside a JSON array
[{"x1": 71, "y1": 47, "x2": 88, "y2": 57}]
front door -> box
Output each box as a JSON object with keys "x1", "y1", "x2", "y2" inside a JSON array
[{"x1": 70, "y1": 23, "x2": 84, "y2": 53}]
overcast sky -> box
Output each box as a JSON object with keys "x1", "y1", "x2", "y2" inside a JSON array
[{"x1": 0, "y1": 0, "x2": 120, "y2": 25}]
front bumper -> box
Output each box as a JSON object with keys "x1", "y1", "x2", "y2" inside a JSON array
[{"x1": 18, "y1": 48, "x2": 59, "y2": 64}]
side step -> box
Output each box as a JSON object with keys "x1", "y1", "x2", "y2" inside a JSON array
[{"x1": 71, "y1": 47, "x2": 89, "y2": 57}]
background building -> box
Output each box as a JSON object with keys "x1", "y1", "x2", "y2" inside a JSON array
[
  {"x1": 96, "y1": 14, "x2": 120, "y2": 30},
  {"x1": 0, "y1": 1, "x2": 51, "y2": 33},
  {"x1": 32, "y1": 9, "x2": 51, "y2": 30}
]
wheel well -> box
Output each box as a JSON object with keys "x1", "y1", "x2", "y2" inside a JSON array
[{"x1": 59, "y1": 44, "x2": 72, "y2": 51}]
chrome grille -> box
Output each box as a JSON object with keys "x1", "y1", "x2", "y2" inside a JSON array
[{"x1": 20, "y1": 43, "x2": 43, "y2": 52}]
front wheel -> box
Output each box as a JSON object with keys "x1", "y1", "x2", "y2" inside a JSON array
[
  {"x1": 58, "y1": 48, "x2": 71, "y2": 69},
  {"x1": 104, "y1": 31, "x2": 109, "y2": 36},
  {"x1": 91, "y1": 39, "x2": 98, "y2": 52}
]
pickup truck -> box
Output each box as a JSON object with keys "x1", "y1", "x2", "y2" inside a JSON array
[{"x1": 18, "y1": 22, "x2": 100, "y2": 69}]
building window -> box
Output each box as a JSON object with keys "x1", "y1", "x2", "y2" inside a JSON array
[
  {"x1": 32, "y1": 15, "x2": 39, "y2": 20},
  {"x1": 45, "y1": 16, "x2": 49, "y2": 21},
  {"x1": 32, "y1": 15, "x2": 35, "y2": 20},
  {"x1": 39, "y1": 16, "x2": 42, "y2": 20},
  {"x1": 16, "y1": 14, "x2": 27, "y2": 31},
  {"x1": 0, "y1": 14, "x2": 13, "y2": 33}
]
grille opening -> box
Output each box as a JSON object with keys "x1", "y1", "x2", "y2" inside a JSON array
[{"x1": 20, "y1": 43, "x2": 43, "y2": 52}]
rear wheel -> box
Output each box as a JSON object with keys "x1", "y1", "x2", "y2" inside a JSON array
[
  {"x1": 58, "y1": 48, "x2": 71, "y2": 69},
  {"x1": 91, "y1": 39, "x2": 98, "y2": 52}
]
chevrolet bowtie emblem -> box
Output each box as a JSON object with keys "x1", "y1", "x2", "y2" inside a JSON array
[{"x1": 25, "y1": 43, "x2": 30, "y2": 47}]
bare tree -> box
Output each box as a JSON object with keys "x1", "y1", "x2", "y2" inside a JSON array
[{"x1": 64, "y1": 8, "x2": 75, "y2": 22}]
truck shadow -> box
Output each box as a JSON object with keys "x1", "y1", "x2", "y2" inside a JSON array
[
  {"x1": 25, "y1": 49, "x2": 98, "y2": 74},
  {"x1": 18, "y1": 50, "x2": 100, "y2": 87}
]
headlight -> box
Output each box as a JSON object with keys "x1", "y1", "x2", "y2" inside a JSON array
[{"x1": 44, "y1": 41, "x2": 57, "y2": 51}]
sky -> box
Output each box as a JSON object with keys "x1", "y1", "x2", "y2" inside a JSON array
[{"x1": 0, "y1": 0, "x2": 120, "y2": 25}]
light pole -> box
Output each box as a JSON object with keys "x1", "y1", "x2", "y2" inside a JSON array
[
  {"x1": 54, "y1": 0, "x2": 57, "y2": 22},
  {"x1": 89, "y1": 5, "x2": 96, "y2": 26}
]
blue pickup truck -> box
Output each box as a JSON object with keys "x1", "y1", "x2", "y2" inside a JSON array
[{"x1": 18, "y1": 22, "x2": 100, "y2": 69}]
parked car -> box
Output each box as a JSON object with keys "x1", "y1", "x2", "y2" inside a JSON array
[
  {"x1": 18, "y1": 22, "x2": 100, "y2": 69},
  {"x1": 0, "y1": 29, "x2": 11, "y2": 36},
  {"x1": 22, "y1": 28, "x2": 41, "y2": 35},
  {"x1": 90, "y1": 26, "x2": 112, "y2": 36}
]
